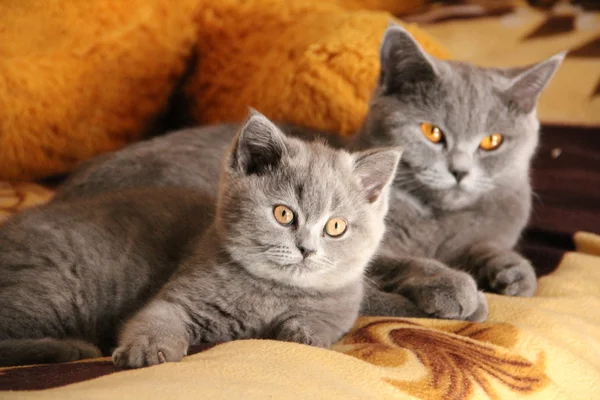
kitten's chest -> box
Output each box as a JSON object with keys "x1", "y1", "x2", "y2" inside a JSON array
[{"x1": 216, "y1": 282, "x2": 301, "y2": 332}]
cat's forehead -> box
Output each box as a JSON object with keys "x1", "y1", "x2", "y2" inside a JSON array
[
  {"x1": 434, "y1": 62, "x2": 513, "y2": 134},
  {"x1": 276, "y1": 142, "x2": 360, "y2": 218}
]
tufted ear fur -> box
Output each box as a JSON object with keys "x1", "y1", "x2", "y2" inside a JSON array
[
  {"x1": 230, "y1": 110, "x2": 287, "y2": 176},
  {"x1": 379, "y1": 22, "x2": 439, "y2": 94},
  {"x1": 503, "y1": 52, "x2": 566, "y2": 113},
  {"x1": 354, "y1": 147, "x2": 402, "y2": 203}
]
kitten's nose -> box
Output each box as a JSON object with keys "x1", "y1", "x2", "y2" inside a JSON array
[
  {"x1": 450, "y1": 169, "x2": 468, "y2": 183},
  {"x1": 296, "y1": 244, "x2": 316, "y2": 259}
]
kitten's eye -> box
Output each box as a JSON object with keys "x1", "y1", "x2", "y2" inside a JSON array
[
  {"x1": 273, "y1": 205, "x2": 294, "y2": 226},
  {"x1": 420, "y1": 123, "x2": 444, "y2": 144},
  {"x1": 324, "y1": 218, "x2": 347, "y2": 238},
  {"x1": 479, "y1": 134, "x2": 504, "y2": 151}
]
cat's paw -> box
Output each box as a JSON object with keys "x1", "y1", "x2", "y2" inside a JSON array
[
  {"x1": 480, "y1": 256, "x2": 537, "y2": 297},
  {"x1": 405, "y1": 269, "x2": 488, "y2": 322},
  {"x1": 112, "y1": 335, "x2": 188, "y2": 369},
  {"x1": 275, "y1": 319, "x2": 331, "y2": 348}
]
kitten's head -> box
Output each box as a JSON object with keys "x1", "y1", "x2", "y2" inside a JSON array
[
  {"x1": 216, "y1": 111, "x2": 400, "y2": 291},
  {"x1": 361, "y1": 23, "x2": 565, "y2": 211}
]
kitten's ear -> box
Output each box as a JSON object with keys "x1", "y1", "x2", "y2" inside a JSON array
[
  {"x1": 353, "y1": 147, "x2": 402, "y2": 203},
  {"x1": 231, "y1": 110, "x2": 287, "y2": 175},
  {"x1": 379, "y1": 22, "x2": 438, "y2": 94},
  {"x1": 503, "y1": 52, "x2": 566, "y2": 113}
]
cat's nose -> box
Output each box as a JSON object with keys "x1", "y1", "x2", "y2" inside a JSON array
[
  {"x1": 296, "y1": 244, "x2": 316, "y2": 259},
  {"x1": 450, "y1": 169, "x2": 468, "y2": 183}
]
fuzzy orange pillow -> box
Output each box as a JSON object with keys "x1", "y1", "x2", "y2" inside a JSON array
[
  {"x1": 187, "y1": 0, "x2": 450, "y2": 135},
  {"x1": 0, "y1": 0, "x2": 200, "y2": 180},
  {"x1": 0, "y1": 0, "x2": 448, "y2": 181}
]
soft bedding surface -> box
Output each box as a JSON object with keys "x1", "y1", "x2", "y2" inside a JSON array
[{"x1": 1, "y1": 125, "x2": 599, "y2": 399}]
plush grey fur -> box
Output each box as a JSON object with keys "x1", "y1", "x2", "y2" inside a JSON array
[
  {"x1": 0, "y1": 113, "x2": 401, "y2": 368},
  {"x1": 56, "y1": 23, "x2": 565, "y2": 322}
]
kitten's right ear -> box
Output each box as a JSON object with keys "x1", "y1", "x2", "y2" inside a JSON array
[
  {"x1": 379, "y1": 22, "x2": 438, "y2": 94},
  {"x1": 353, "y1": 147, "x2": 402, "y2": 203},
  {"x1": 231, "y1": 110, "x2": 287, "y2": 175}
]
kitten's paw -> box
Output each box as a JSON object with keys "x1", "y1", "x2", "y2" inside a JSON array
[
  {"x1": 35, "y1": 339, "x2": 102, "y2": 364},
  {"x1": 112, "y1": 335, "x2": 188, "y2": 369},
  {"x1": 275, "y1": 319, "x2": 331, "y2": 348},
  {"x1": 406, "y1": 270, "x2": 488, "y2": 321},
  {"x1": 482, "y1": 258, "x2": 537, "y2": 297},
  {"x1": 57, "y1": 339, "x2": 103, "y2": 362}
]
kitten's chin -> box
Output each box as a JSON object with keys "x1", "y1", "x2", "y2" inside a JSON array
[{"x1": 242, "y1": 260, "x2": 365, "y2": 292}]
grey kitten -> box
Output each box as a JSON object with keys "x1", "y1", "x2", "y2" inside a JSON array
[
  {"x1": 55, "y1": 24, "x2": 565, "y2": 321},
  {"x1": 0, "y1": 112, "x2": 402, "y2": 367}
]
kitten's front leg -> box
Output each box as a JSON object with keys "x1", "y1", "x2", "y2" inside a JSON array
[
  {"x1": 368, "y1": 255, "x2": 488, "y2": 322},
  {"x1": 361, "y1": 283, "x2": 429, "y2": 318},
  {"x1": 465, "y1": 244, "x2": 536, "y2": 297},
  {"x1": 112, "y1": 300, "x2": 191, "y2": 368}
]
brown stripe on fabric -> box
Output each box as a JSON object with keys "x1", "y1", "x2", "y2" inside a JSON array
[
  {"x1": 568, "y1": 36, "x2": 600, "y2": 59},
  {"x1": 528, "y1": 125, "x2": 600, "y2": 236},
  {"x1": 520, "y1": 228, "x2": 573, "y2": 276},
  {"x1": 522, "y1": 228, "x2": 576, "y2": 252},
  {"x1": 524, "y1": 15, "x2": 575, "y2": 39},
  {"x1": 0, "y1": 360, "x2": 117, "y2": 391},
  {"x1": 520, "y1": 243, "x2": 566, "y2": 277},
  {"x1": 0, "y1": 344, "x2": 216, "y2": 391},
  {"x1": 592, "y1": 78, "x2": 600, "y2": 99},
  {"x1": 519, "y1": 124, "x2": 600, "y2": 275}
]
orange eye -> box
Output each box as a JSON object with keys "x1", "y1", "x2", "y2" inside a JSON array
[
  {"x1": 420, "y1": 123, "x2": 444, "y2": 144},
  {"x1": 324, "y1": 218, "x2": 347, "y2": 238},
  {"x1": 273, "y1": 205, "x2": 294, "y2": 226},
  {"x1": 479, "y1": 134, "x2": 504, "y2": 151}
]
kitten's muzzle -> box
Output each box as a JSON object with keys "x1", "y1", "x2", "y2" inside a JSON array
[{"x1": 296, "y1": 244, "x2": 316, "y2": 259}]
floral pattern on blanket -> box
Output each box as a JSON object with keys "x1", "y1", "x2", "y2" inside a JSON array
[{"x1": 335, "y1": 319, "x2": 550, "y2": 399}]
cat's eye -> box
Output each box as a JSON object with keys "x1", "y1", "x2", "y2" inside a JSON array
[
  {"x1": 273, "y1": 205, "x2": 295, "y2": 226},
  {"x1": 479, "y1": 134, "x2": 504, "y2": 151},
  {"x1": 324, "y1": 218, "x2": 347, "y2": 238},
  {"x1": 420, "y1": 123, "x2": 444, "y2": 144}
]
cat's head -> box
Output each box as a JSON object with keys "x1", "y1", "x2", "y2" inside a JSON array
[
  {"x1": 360, "y1": 23, "x2": 565, "y2": 211},
  {"x1": 216, "y1": 111, "x2": 400, "y2": 291}
]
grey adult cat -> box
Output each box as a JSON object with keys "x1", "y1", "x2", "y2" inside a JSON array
[
  {"x1": 56, "y1": 23, "x2": 565, "y2": 321},
  {"x1": 0, "y1": 112, "x2": 405, "y2": 367}
]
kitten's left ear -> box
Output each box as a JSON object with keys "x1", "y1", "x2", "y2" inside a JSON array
[
  {"x1": 231, "y1": 110, "x2": 287, "y2": 175},
  {"x1": 503, "y1": 52, "x2": 566, "y2": 113},
  {"x1": 354, "y1": 147, "x2": 402, "y2": 203}
]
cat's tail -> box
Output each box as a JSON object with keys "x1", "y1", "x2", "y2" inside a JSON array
[{"x1": 0, "y1": 338, "x2": 102, "y2": 367}]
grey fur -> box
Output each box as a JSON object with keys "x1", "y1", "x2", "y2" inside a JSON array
[
  {"x1": 0, "y1": 113, "x2": 401, "y2": 367},
  {"x1": 55, "y1": 24, "x2": 564, "y2": 322}
]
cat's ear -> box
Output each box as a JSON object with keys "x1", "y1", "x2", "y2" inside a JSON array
[
  {"x1": 503, "y1": 52, "x2": 566, "y2": 113},
  {"x1": 353, "y1": 147, "x2": 402, "y2": 203},
  {"x1": 231, "y1": 110, "x2": 287, "y2": 175},
  {"x1": 379, "y1": 22, "x2": 438, "y2": 94}
]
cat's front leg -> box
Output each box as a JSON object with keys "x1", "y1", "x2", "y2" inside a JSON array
[
  {"x1": 273, "y1": 316, "x2": 340, "y2": 348},
  {"x1": 465, "y1": 244, "x2": 537, "y2": 297},
  {"x1": 112, "y1": 300, "x2": 190, "y2": 368},
  {"x1": 368, "y1": 255, "x2": 488, "y2": 321}
]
